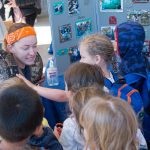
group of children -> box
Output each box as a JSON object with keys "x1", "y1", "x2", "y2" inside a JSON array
[
  {"x1": 0, "y1": 66, "x2": 147, "y2": 149},
  {"x1": 0, "y1": 21, "x2": 149, "y2": 149}
]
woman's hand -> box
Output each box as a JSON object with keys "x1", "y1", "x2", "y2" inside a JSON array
[{"x1": 16, "y1": 74, "x2": 36, "y2": 89}]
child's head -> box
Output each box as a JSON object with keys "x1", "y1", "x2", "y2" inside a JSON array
[
  {"x1": 70, "y1": 87, "x2": 106, "y2": 128},
  {"x1": 79, "y1": 33, "x2": 114, "y2": 66},
  {"x1": 80, "y1": 96, "x2": 138, "y2": 150},
  {"x1": 0, "y1": 77, "x2": 43, "y2": 143},
  {"x1": 114, "y1": 21, "x2": 146, "y2": 75},
  {"x1": 64, "y1": 62, "x2": 104, "y2": 93}
]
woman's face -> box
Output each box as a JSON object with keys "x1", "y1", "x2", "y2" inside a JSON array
[
  {"x1": 10, "y1": 35, "x2": 37, "y2": 67},
  {"x1": 79, "y1": 44, "x2": 96, "y2": 65}
]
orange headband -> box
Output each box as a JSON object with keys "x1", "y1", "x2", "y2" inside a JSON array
[{"x1": 5, "y1": 26, "x2": 36, "y2": 45}]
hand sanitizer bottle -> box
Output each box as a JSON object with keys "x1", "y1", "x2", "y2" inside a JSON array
[{"x1": 47, "y1": 57, "x2": 59, "y2": 86}]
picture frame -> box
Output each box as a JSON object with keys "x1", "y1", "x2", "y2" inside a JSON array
[
  {"x1": 53, "y1": 1, "x2": 64, "y2": 15},
  {"x1": 59, "y1": 24, "x2": 72, "y2": 43},
  {"x1": 127, "y1": 11, "x2": 150, "y2": 26},
  {"x1": 100, "y1": 0, "x2": 123, "y2": 12},
  {"x1": 109, "y1": 16, "x2": 117, "y2": 25},
  {"x1": 57, "y1": 48, "x2": 69, "y2": 56},
  {"x1": 68, "y1": 46, "x2": 81, "y2": 63},
  {"x1": 101, "y1": 26, "x2": 115, "y2": 41},
  {"x1": 75, "y1": 18, "x2": 92, "y2": 37},
  {"x1": 68, "y1": 0, "x2": 79, "y2": 15}
]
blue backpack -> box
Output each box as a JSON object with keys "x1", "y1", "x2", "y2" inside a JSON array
[
  {"x1": 124, "y1": 73, "x2": 150, "y2": 115},
  {"x1": 104, "y1": 75, "x2": 143, "y2": 117},
  {"x1": 124, "y1": 72, "x2": 150, "y2": 142}
]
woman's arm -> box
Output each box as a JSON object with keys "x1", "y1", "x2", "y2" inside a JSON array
[{"x1": 16, "y1": 74, "x2": 68, "y2": 102}]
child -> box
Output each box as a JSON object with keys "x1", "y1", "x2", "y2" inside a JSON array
[
  {"x1": 0, "y1": 77, "x2": 63, "y2": 150},
  {"x1": 59, "y1": 87, "x2": 106, "y2": 150},
  {"x1": 115, "y1": 21, "x2": 150, "y2": 147},
  {"x1": 79, "y1": 33, "x2": 115, "y2": 80},
  {"x1": 79, "y1": 94, "x2": 147, "y2": 150}
]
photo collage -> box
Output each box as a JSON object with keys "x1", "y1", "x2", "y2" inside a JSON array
[
  {"x1": 51, "y1": 0, "x2": 150, "y2": 64},
  {"x1": 52, "y1": 0, "x2": 93, "y2": 63},
  {"x1": 99, "y1": 0, "x2": 150, "y2": 60}
]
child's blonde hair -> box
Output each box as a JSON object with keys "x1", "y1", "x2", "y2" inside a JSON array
[
  {"x1": 80, "y1": 96, "x2": 139, "y2": 150},
  {"x1": 79, "y1": 33, "x2": 115, "y2": 64},
  {"x1": 69, "y1": 87, "x2": 106, "y2": 128}
]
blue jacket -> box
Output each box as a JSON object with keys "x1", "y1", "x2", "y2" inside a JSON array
[{"x1": 29, "y1": 127, "x2": 63, "y2": 150}]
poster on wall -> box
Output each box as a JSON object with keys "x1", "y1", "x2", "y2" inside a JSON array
[
  {"x1": 75, "y1": 18, "x2": 92, "y2": 37},
  {"x1": 127, "y1": 11, "x2": 150, "y2": 26},
  {"x1": 53, "y1": 1, "x2": 64, "y2": 15},
  {"x1": 68, "y1": 46, "x2": 81, "y2": 63},
  {"x1": 100, "y1": 0, "x2": 123, "y2": 12},
  {"x1": 101, "y1": 26, "x2": 115, "y2": 41},
  {"x1": 59, "y1": 24, "x2": 72, "y2": 43},
  {"x1": 68, "y1": 0, "x2": 79, "y2": 15}
]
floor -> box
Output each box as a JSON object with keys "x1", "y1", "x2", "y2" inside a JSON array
[{"x1": 34, "y1": 16, "x2": 52, "y2": 67}]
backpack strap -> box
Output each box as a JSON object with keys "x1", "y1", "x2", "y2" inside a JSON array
[
  {"x1": 126, "y1": 89, "x2": 139, "y2": 105},
  {"x1": 117, "y1": 83, "x2": 138, "y2": 104},
  {"x1": 118, "y1": 84, "x2": 128, "y2": 97}
]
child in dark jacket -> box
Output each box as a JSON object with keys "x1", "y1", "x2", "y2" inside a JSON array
[
  {"x1": 0, "y1": 77, "x2": 63, "y2": 150},
  {"x1": 114, "y1": 21, "x2": 150, "y2": 148}
]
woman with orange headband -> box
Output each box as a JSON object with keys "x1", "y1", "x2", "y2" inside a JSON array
[{"x1": 0, "y1": 23, "x2": 43, "y2": 84}]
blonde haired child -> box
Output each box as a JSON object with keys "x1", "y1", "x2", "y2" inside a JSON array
[
  {"x1": 80, "y1": 95, "x2": 147, "y2": 150},
  {"x1": 79, "y1": 33, "x2": 114, "y2": 79},
  {"x1": 59, "y1": 87, "x2": 106, "y2": 150}
]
